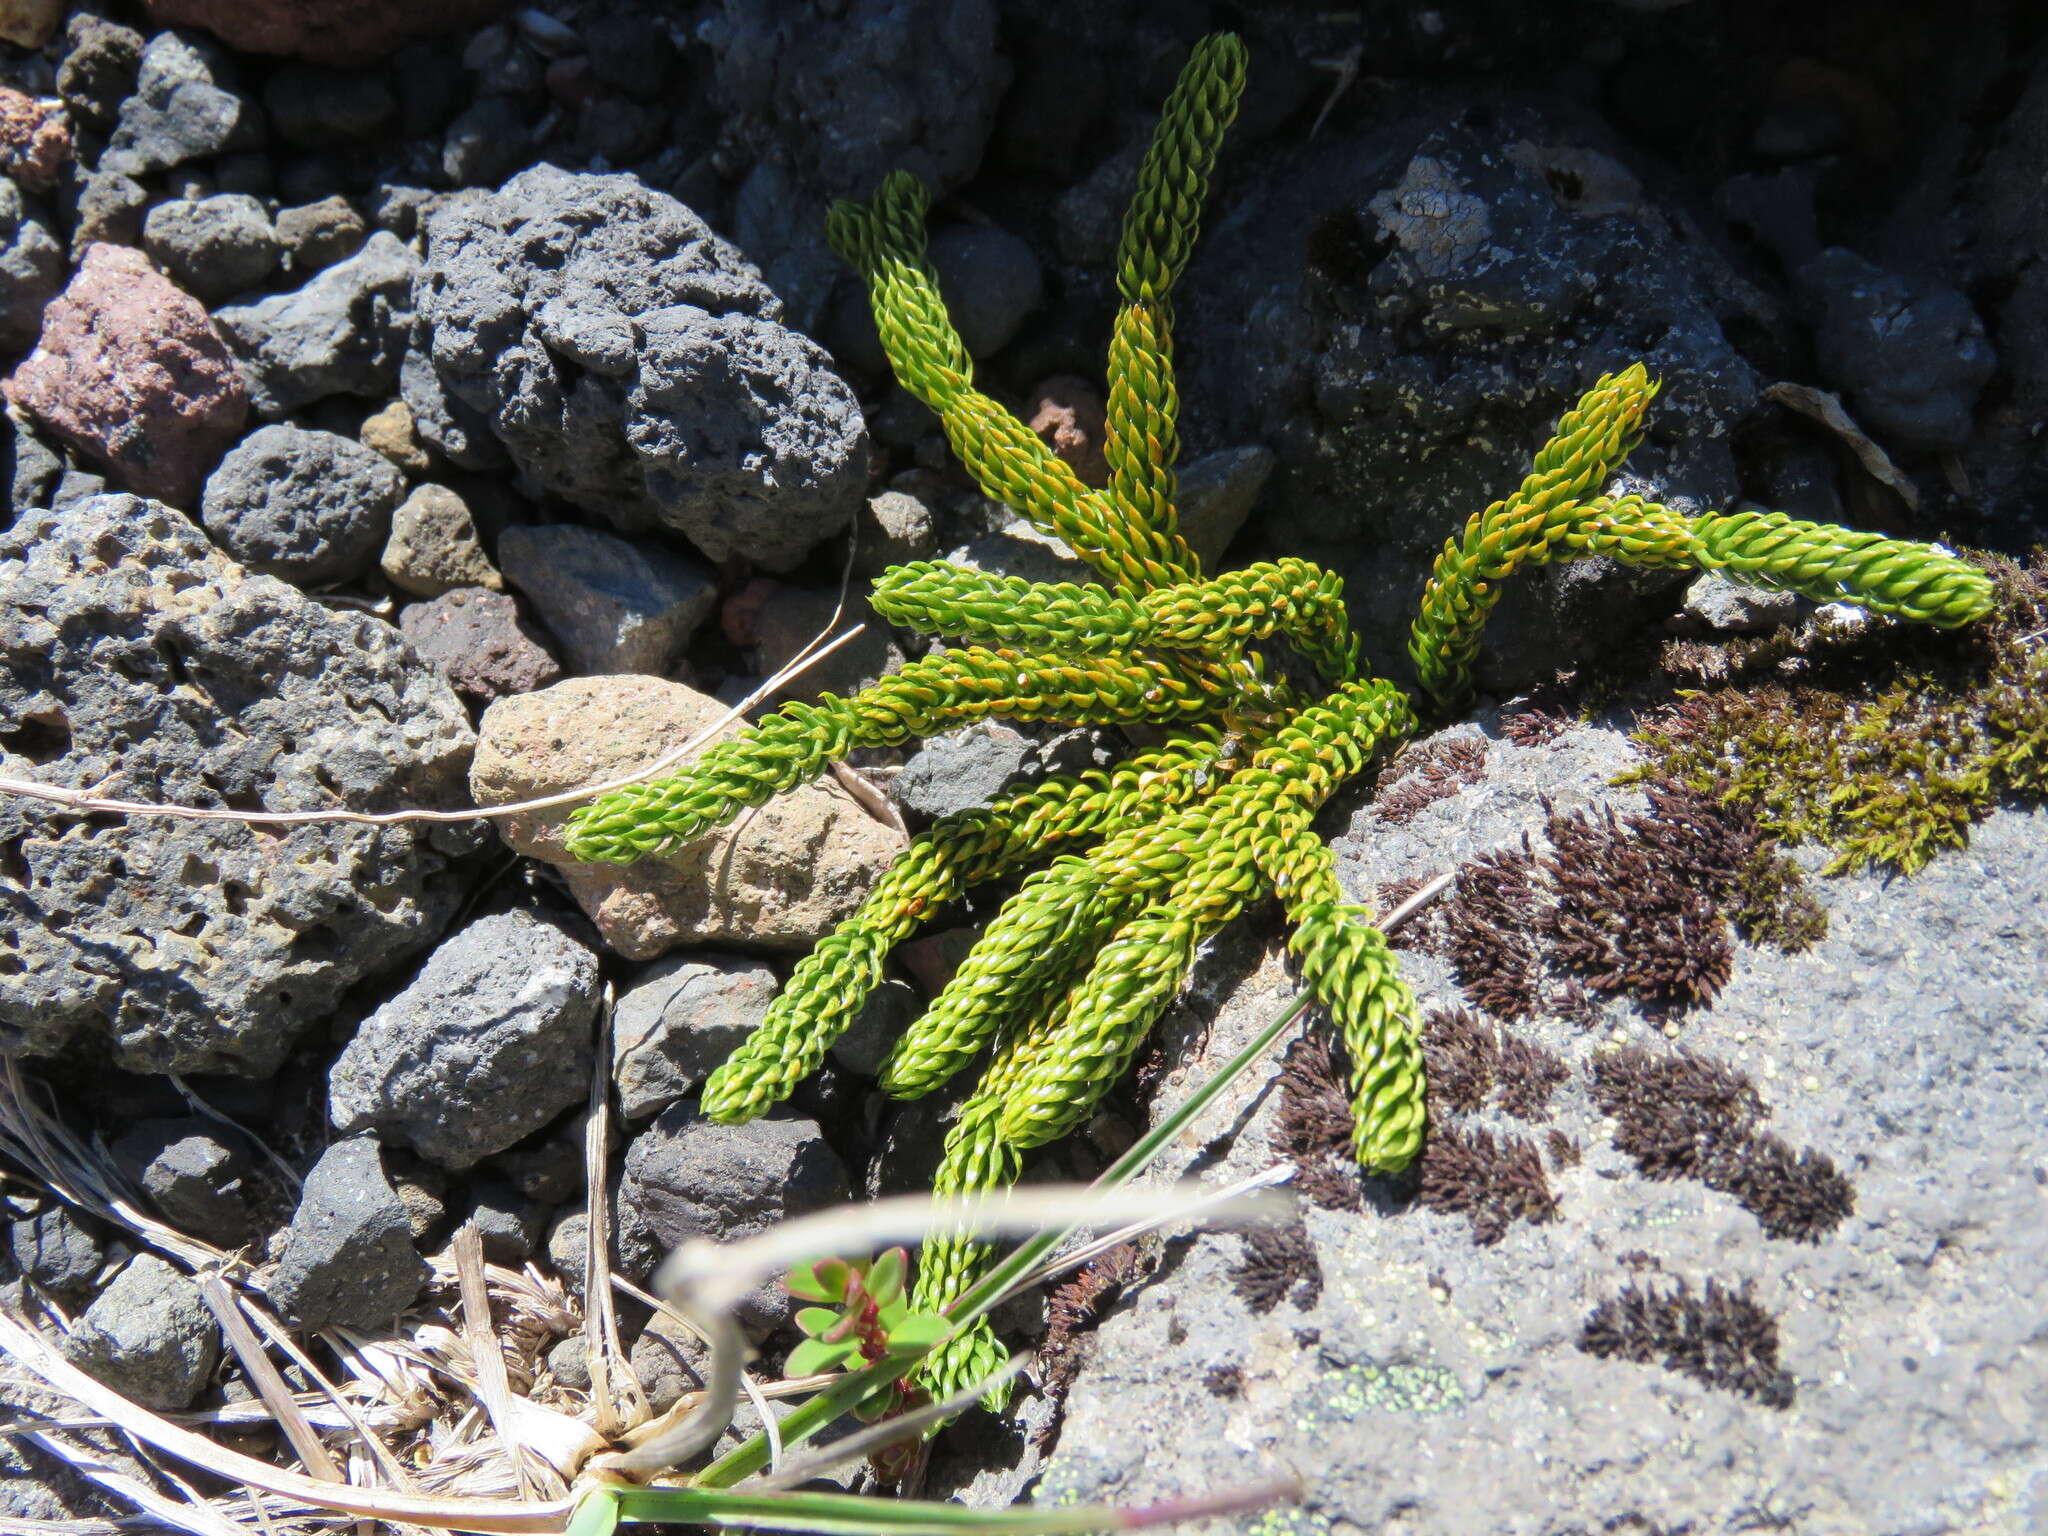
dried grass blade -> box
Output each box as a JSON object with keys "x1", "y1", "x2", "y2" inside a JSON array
[
  {"x1": 580, "y1": 987, "x2": 645, "y2": 1439},
  {"x1": 0, "y1": 1310, "x2": 568, "y2": 1534},
  {"x1": 198, "y1": 1275, "x2": 343, "y2": 1482},
  {"x1": 455, "y1": 1225, "x2": 552, "y2": 1501},
  {"x1": 241, "y1": 1304, "x2": 420, "y2": 1490},
  {"x1": 23, "y1": 1427, "x2": 250, "y2": 1536}
]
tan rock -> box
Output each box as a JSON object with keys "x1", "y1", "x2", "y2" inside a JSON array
[
  {"x1": 359, "y1": 397, "x2": 432, "y2": 474},
  {"x1": 471, "y1": 676, "x2": 907, "y2": 960},
  {"x1": 381, "y1": 483, "x2": 503, "y2": 597},
  {"x1": 0, "y1": 0, "x2": 62, "y2": 48}
]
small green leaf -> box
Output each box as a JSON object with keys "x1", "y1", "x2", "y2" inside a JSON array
[
  {"x1": 794, "y1": 1306, "x2": 842, "y2": 1338},
  {"x1": 786, "y1": 1335, "x2": 861, "y2": 1377},
  {"x1": 881, "y1": 1312, "x2": 950, "y2": 1357},
  {"x1": 786, "y1": 1262, "x2": 837, "y2": 1303},
  {"x1": 867, "y1": 1247, "x2": 907, "y2": 1306}
]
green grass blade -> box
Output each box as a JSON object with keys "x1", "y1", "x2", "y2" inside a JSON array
[
  {"x1": 567, "y1": 1487, "x2": 622, "y2": 1536},
  {"x1": 616, "y1": 1477, "x2": 1298, "y2": 1534}
]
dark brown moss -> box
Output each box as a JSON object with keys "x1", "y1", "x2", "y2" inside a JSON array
[
  {"x1": 1271, "y1": 1032, "x2": 1365, "y2": 1212},
  {"x1": 1418, "y1": 1123, "x2": 1558, "y2": 1245},
  {"x1": 1203, "y1": 1362, "x2": 1244, "y2": 1398},
  {"x1": 1578, "y1": 1277, "x2": 1794, "y2": 1409},
  {"x1": 1541, "y1": 790, "x2": 1739, "y2": 1010},
  {"x1": 1495, "y1": 1031, "x2": 1571, "y2": 1121},
  {"x1": 1444, "y1": 842, "x2": 1545, "y2": 1018},
  {"x1": 1589, "y1": 1047, "x2": 1853, "y2": 1243},
  {"x1": 1420, "y1": 1004, "x2": 1499, "y2": 1115},
  {"x1": 1545, "y1": 1128, "x2": 1582, "y2": 1168},
  {"x1": 1232, "y1": 1216, "x2": 1322, "y2": 1313},
  {"x1": 1374, "y1": 736, "x2": 1489, "y2": 825},
  {"x1": 1035, "y1": 1242, "x2": 1146, "y2": 1444}
]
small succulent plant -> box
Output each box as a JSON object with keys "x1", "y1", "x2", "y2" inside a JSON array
[{"x1": 563, "y1": 34, "x2": 1995, "y2": 1400}]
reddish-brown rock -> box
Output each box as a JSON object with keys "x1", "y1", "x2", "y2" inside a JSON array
[
  {"x1": 3, "y1": 244, "x2": 248, "y2": 507},
  {"x1": 1028, "y1": 374, "x2": 1110, "y2": 488},
  {"x1": 0, "y1": 88, "x2": 70, "y2": 192},
  {"x1": 144, "y1": 0, "x2": 508, "y2": 67}
]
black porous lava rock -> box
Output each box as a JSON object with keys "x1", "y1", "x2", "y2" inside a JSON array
[
  {"x1": 100, "y1": 31, "x2": 262, "y2": 180},
  {"x1": 327, "y1": 908, "x2": 600, "y2": 1168},
  {"x1": 200, "y1": 422, "x2": 406, "y2": 584},
  {"x1": 142, "y1": 194, "x2": 282, "y2": 304},
  {"x1": 58, "y1": 1253, "x2": 221, "y2": 1411},
  {"x1": 214, "y1": 230, "x2": 417, "y2": 417},
  {"x1": 269, "y1": 1134, "x2": 427, "y2": 1331},
  {"x1": 0, "y1": 494, "x2": 478, "y2": 1075},
  {"x1": 0, "y1": 180, "x2": 64, "y2": 355},
  {"x1": 112, "y1": 1118, "x2": 259, "y2": 1245},
  {"x1": 1177, "y1": 99, "x2": 1774, "y2": 692},
  {"x1": 408, "y1": 165, "x2": 867, "y2": 570}
]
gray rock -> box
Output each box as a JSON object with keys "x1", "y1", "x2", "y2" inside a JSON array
[
  {"x1": 328, "y1": 909, "x2": 601, "y2": 1168},
  {"x1": 748, "y1": 584, "x2": 902, "y2": 704},
  {"x1": 442, "y1": 94, "x2": 530, "y2": 188},
  {"x1": 0, "y1": 1379, "x2": 133, "y2": 1524},
  {"x1": 6, "y1": 1204, "x2": 104, "y2": 1302},
  {"x1": 1174, "y1": 106, "x2": 1772, "y2": 693},
  {"x1": 546, "y1": 1333, "x2": 591, "y2": 1388},
  {"x1": 544, "y1": 1208, "x2": 591, "y2": 1298},
  {"x1": 582, "y1": 12, "x2": 677, "y2": 99},
  {"x1": 830, "y1": 974, "x2": 919, "y2": 1078},
  {"x1": 1054, "y1": 140, "x2": 1144, "y2": 267},
  {"x1": 464, "y1": 1178, "x2": 547, "y2": 1264},
  {"x1": 5, "y1": 404, "x2": 63, "y2": 517},
  {"x1": 498, "y1": 523, "x2": 716, "y2": 676},
  {"x1": 60, "y1": 1253, "x2": 220, "y2": 1411},
  {"x1": 1804, "y1": 247, "x2": 1998, "y2": 452},
  {"x1": 930, "y1": 223, "x2": 1043, "y2": 358},
  {"x1": 0, "y1": 494, "x2": 478, "y2": 1075},
  {"x1": 893, "y1": 722, "x2": 1036, "y2": 822},
  {"x1": 112, "y1": 1119, "x2": 257, "y2": 1245},
  {"x1": 102, "y1": 31, "x2": 262, "y2": 180},
  {"x1": 1175, "y1": 445, "x2": 1274, "y2": 573},
  {"x1": 621, "y1": 1107, "x2": 848, "y2": 1244},
  {"x1": 56, "y1": 13, "x2": 144, "y2": 130},
  {"x1": 857, "y1": 488, "x2": 938, "y2": 574},
  {"x1": 629, "y1": 1314, "x2": 707, "y2": 1413},
  {"x1": 63, "y1": 169, "x2": 146, "y2": 258},
  {"x1": 50, "y1": 469, "x2": 105, "y2": 508},
  {"x1": 264, "y1": 66, "x2": 395, "y2": 146},
  {"x1": 697, "y1": 0, "x2": 1004, "y2": 194},
  {"x1": 620, "y1": 1105, "x2": 849, "y2": 1334},
  {"x1": 628, "y1": 305, "x2": 869, "y2": 568},
  {"x1": 409, "y1": 165, "x2": 866, "y2": 570},
  {"x1": 960, "y1": 722, "x2": 2048, "y2": 1536},
  {"x1": 270, "y1": 1135, "x2": 427, "y2": 1331},
  {"x1": 491, "y1": 1124, "x2": 585, "y2": 1204},
  {"x1": 612, "y1": 952, "x2": 779, "y2": 1120},
  {"x1": 142, "y1": 194, "x2": 282, "y2": 306},
  {"x1": 1683, "y1": 570, "x2": 1803, "y2": 633},
  {"x1": 399, "y1": 586, "x2": 563, "y2": 701},
  {"x1": 215, "y1": 230, "x2": 417, "y2": 417},
  {"x1": 387, "y1": 1159, "x2": 448, "y2": 1243},
  {"x1": 382, "y1": 483, "x2": 502, "y2": 598},
  {"x1": 200, "y1": 423, "x2": 406, "y2": 585},
  {"x1": 0, "y1": 179, "x2": 64, "y2": 354},
  {"x1": 275, "y1": 195, "x2": 367, "y2": 275}
]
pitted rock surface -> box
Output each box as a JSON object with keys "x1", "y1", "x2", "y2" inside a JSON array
[
  {"x1": 0, "y1": 494, "x2": 478, "y2": 1075},
  {"x1": 408, "y1": 165, "x2": 866, "y2": 570},
  {"x1": 328, "y1": 908, "x2": 600, "y2": 1168},
  {"x1": 3, "y1": 243, "x2": 247, "y2": 507}
]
